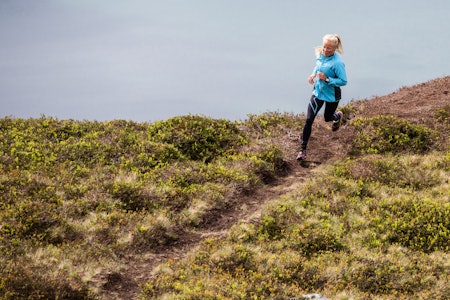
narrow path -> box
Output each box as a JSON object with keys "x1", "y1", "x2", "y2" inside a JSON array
[{"x1": 98, "y1": 165, "x2": 314, "y2": 299}]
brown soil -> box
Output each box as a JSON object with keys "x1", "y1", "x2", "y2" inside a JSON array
[{"x1": 96, "y1": 76, "x2": 450, "y2": 299}]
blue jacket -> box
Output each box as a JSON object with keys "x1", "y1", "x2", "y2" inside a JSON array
[{"x1": 312, "y1": 53, "x2": 347, "y2": 102}]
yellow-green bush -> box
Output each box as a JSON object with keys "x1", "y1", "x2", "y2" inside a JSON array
[
  {"x1": 333, "y1": 154, "x2": 444, "y2": 189},
  {"x1": 350, "y1": 116, "x2": 437, "y2": 155},
  {"x1": 0, "y1": 259, "x2": 93, "y2": 299},
  {"x1": 148, "y1": 115, "x2": 247, "y2": 162},
  {"x1": 437, "y1": 104, "x2": 450, "y2": 124},
  {"x1": 371, "y1": 197, "x2": 449, "y2": 252},
  {"x1": 244, "y1": 111, "x2": 305, "y2": 137}
]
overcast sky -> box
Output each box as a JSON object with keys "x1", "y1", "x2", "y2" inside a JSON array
[{"x1": 1, "y1": 0, "x2": 449, "y2": 122}]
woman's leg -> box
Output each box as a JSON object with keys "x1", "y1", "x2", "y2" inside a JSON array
[
  {"x1": 301, "y1": 96, "x2": 324, "y2": 150},
  {"x1": 324, "y1": 100, "x2": 344, "y2": 131},
  {"x1": 323, "y1": 100, "x2": 340, "y2": 122}
]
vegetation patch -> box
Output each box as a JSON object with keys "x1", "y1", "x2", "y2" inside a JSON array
[
  {"x1": 370, "y1": 196, "x2": 449, "y2": 253},
  {"x1": 333, "y1": 154, "x2": 445, "y2": 190},
  {"x1": 142, "y1": 151, "x2": 449, "y2": 299},
  {"x1": 0, "y1": 115, "x2": 289, "y2": 298},
  {"x1": 437, "y1": 104, "x2": 450, "y2": 125},
  {"x1": 147, "y1": 115, "x2": 247, "y2": 162},
  {"x1": 245, "y1": 111, "x2": 305, "y2": 138},
  {"x1": 350, "y1": 115, "x2": 437, "y2": 155},
  {"x1": 1, "y1": 90, "x2": 449, "y2": 298}
]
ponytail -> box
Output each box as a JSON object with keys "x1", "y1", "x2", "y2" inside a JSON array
[{"x1": 334, "y1": 34, "x2": 343, "y2": 54}]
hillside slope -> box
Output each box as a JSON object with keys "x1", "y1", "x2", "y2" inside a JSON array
[
  {"x1": 102, "y1": 76, "x2": 449, "y2": 299},
  {"x1": 0, "y1": 77, "x2": 448, "y2": 300}
]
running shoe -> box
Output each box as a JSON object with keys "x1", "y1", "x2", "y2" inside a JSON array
[
  {"x1": 332, "y1": 111, "x2": 343, "y2": 132},
  {"x1": 296, "y1": 149, "x2": 307, "y2": 161}
]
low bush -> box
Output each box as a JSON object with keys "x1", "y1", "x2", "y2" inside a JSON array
[
  {"x1": 350, "y1": 116, "x2": 437, "y2": 155},
  {"x1": 244, "y1": 111, "x2": 305, "y2": 137},
  {"x1": 436, "y1": 104, "x2": 450, "y2": 125},
  {"x1": 371, "y1": 197, "x2": 449, "y2": 253},
  {"x1": 343, "y1": 247, "x2": 449, "y2": 297},
  {"x1": 0, "y1": 252, "x2": 93, "y2": 299},
  {"x1": 147, "y1": 115, "x2": 247, "y2": 162},
  {"x1": 333, "y1": 154, "x2": 444, "y2": 190},
  {"x1": 131, "y1": 213, "x2": 179, "y2": 251},
  {"x1": 0, "y1": 176, "x2": 64, "y2": 245}
]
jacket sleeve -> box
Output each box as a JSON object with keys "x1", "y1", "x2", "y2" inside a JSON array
[{"x1": 329, "y1": 61, "x2": 347, "y2": 87}]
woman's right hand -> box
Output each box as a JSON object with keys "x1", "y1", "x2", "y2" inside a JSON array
[{"x1": 308, "y1": 74, "x2": 316, "y2": 84}]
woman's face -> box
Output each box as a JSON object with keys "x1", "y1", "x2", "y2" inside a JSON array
[{"x1": 322, "y1": 40, "x2": 336, "y2": 57}]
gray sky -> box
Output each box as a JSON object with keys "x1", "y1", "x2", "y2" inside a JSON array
[{"x1": 1, "y1": 0, "x2": 449, "y2": 122}]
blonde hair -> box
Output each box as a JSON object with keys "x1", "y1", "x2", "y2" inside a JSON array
[{"x1": 315, "y1": 34, "x2": 343, "y2": 57}]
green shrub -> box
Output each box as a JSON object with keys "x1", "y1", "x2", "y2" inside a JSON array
[
  {"x1": 39, "y1": 117, "x2": 95, "y2": 142},
  {"x1": 119, "y1": 141, "x2": 183, "y2": 173},
  {"x1": 345, "y1": 249, "x2": 445, "y2": 296},
  {"x1": 333, "y1": 154, "x2": 443, "y2": 190},
  {"x1": 339, "y1": 103, "x2": 359, "y2": 121},
  {"x1": 257, "y1": 203, "x2": 345, "y2": 257},
  {"x1": 0, "y1": 257, "x2": 93, "y2": 299},
  {"x1": 258, "y1": 145, "x2": 289, "y2": 175},
  {"x1": 436, "y1": 104, "x2": 450, "y2": 125},
  {"x1": 287, "y1": 221, "x2": 346, "y2": 257},
  {"x1": 372, "y1": 197, "x2": 449, "y2": 253},
  {"x1": 56, "y1": 137, "x2": 110, "y2": 167},
  {"x1": 0, "y1": 177, "x2": 64, "y2": 245},
  {"x1": 148, "y1": 115, "x2": 247, "y2": 162},
  {"x1": 131, "y1": 214, "x2": 179, "y2": 251},
  {"x1": 244, "y1": 111, "x2": 305, "y2": 137},
  {"x1": 209, "y1": 244, "x2": 256, "y2": 273},
  {"x1": 248, "y1": 145, "x2": 288, "y2": 184},
  {"x1": 109, "y1": 181, "x2": 157, "y2": 212},
  {"x1": 350, "y1": 116, "x2": 436, "y2": 155},
  {"x1": 257, "y1": 203, "x2": 301, "y2": 241}
]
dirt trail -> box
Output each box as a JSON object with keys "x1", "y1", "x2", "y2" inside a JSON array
[
  {"x1": 96, "y1": 121, "x2": 353, "y2": 300},
  {"x1": 97, "y1": 76, "x2": 450, "y2": 299},
  {"x1": 95, "y1": 157, "x2": 311, "y2": 298}
]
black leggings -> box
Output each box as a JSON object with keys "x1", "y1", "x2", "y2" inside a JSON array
[{"x1": 301, "y1": 95, "x2": 340, "y2": 150}]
